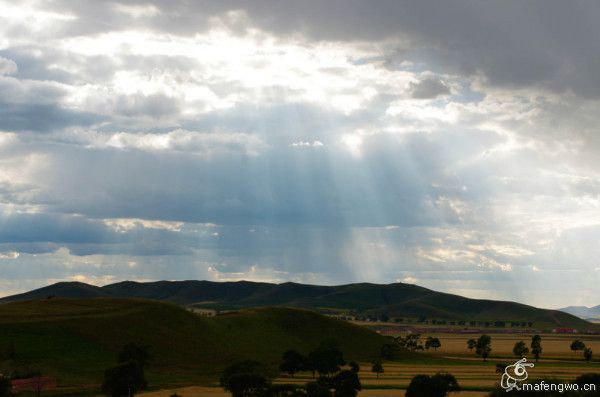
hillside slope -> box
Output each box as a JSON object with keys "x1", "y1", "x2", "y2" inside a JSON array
[
  {"x1": 1, "y1": 280, "x2": 593, "y2": 329},
  {"x1": 0, "y1": 298, "x2": 387, "y2": 388}
]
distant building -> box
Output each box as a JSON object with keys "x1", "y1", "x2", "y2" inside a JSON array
[
  {"x1": 187, "y1": 308, "x2": 217, "y2": 317},
  {"x1": 326, "y1": 314, "x2": 356, "y2": 321},
  {"x1": 552, "y1": 327, "x2": 578, "y2": 334},
  {"x1": 11, "y1": 376, "x2": 57, "y2": 393}
]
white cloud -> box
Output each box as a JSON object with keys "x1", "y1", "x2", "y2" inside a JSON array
[
  {"x1": 290, "y1": 140, "x2": 324, "y2": 147},
  {"x1": 89, "y1": 129, "x2": 267, "y2": 156},
  {"x1": 0, "y1": 251, "x2": 19, "y2": 259},
  {"x1": 0, "y1": 57, "x2": 18, "y2": 75}
]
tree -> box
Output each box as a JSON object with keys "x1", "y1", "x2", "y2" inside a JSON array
[
  {"x1": 348, "y1": 361, "x2": 360, "y2": 374},
  {"x1": 584, "y1": 347, "x2": 593, "y2": 362},
  {"x1": 102, "y1": 361, "x2": 148, "y2": 397},
  {"x1": 332, "y1": 370, "x2": 361, "y2": 397},
  {"x1": 371, "y1": 361, "x2": 384, "y2": 379},
  {"x1": 425, "y1": 337, "x2": 441, "y2": 351},
  {"x1": 466, "y1": 339, "x2": 476, "y2": 352},
  {"x1": 530, "y1": 335, "x2": 542, "y2": 362},
  {"x1": 118, "y1": 342, "x2": 152, "y2": 368},
  {"x1": 280, "y1": 350, "x2": 305, "y2": 377},
  {"x1": 0, "y1": 376, "x2": 10, "y2": 397},
  {"x1": 512, "y1": 341, "x2": 529, "y2": 358},
  {"x1": 405, "y1": 373, "x2": 460, "y2": 397},
  {"x1": 220, "y1": 360, "x2": 271, "y2": 397},
  {"x1": 570, "y1": 340, "x2": 586, "y2": 355},
  {"x1": 404, "y1": 334, "x2": 423, "y2": 351},
  {"x1": 475, "y1": 335, "x2": 492, "y2": 361},
  {"x1": 308, "y1": 345, "x2": 345, "y2": 378}
]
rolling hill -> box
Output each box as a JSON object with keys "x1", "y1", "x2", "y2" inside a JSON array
[
  {"x1": 0, "y1": 298, "x2": 387, "y2": 391},
  {"x1": 0, "y1": 280, "x2": 593, "y2": 329}
]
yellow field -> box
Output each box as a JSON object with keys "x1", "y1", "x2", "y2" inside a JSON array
[
  {"x1": 140, "y1": 332, "x2": 600, "y2": 397},
  {"x1": 140, "y1": 357, "x2": 599, "y2": 397},
  {"x1": 400, "y1": 333, "x2": 600, "y2": 359}
]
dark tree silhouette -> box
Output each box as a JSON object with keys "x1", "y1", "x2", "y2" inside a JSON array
[
  {"x1": 475, "y1": 335, "x2": 492, "y2": 361},
  {"x1": 584, "y1": 347, "x2": 593, "y2": 362},
  {"x1": 219, "y1": 360, "x2": 271, "y2": 397},
  {"x1": 405, "y1": 373, "x2": 460, "y2": 397},
  {"x1": 348, "y1": 361, "x2": 360, "y2": 374},
  {"x1": 280, "y1": 350, "x2": 305, "y2": 377},
  {"x1": 530, "y1": 335, "x2": 542, "y2": 362},
  {"x1": 512, "y1": 341, "x2": 529, "y2": 358},
  {"x1": 308, "y1": 345, "x2": 345, "y2": 378},
  {"x1": 101, "y1": 361, "x2": 148, "y2": 397},
  {"x1": 371, "y1": 361, "x2": 384, "y2": 379},
  {"x1": 570, "y1": 340, "x2": 586, "y2": 355},
  {"x1": 332, "y1": 370, "x2": 361, "y2": 397},
  {"x1": 466, "y1": 339, "x2": 476, "y2": 351},
  {"x1": 425, "y1": 337, "x2": 442, "y2": 351}
]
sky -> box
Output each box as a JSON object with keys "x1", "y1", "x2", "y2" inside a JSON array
[{"x1": 1, "y1": 1, "x2": 600, "y2": 308}]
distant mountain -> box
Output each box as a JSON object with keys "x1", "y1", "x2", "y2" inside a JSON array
[
  {"x1": 0, "y1": 280, "x2": 594, "y2": 329},
  {"x1": 559, "y1": 305, "x2": 600, "y2": 320}
]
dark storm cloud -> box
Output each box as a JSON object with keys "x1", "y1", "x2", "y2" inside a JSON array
[
  {"x1": 0, "y1": 211, "x2": 197, "y2": 256},
  {"x1": 39, "y1": 0, "x2": 600, "y2": 97},
  {"x1": 0, "y1": 102, "x2": 101, "y2": 132}
]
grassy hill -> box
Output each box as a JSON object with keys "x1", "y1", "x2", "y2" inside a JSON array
[
  {"x1": 1, "y1": 280, "x2": 592, "y2": 329},
  {"x1": 0, "y1": 298, "x2": 387, "y2": 392}
]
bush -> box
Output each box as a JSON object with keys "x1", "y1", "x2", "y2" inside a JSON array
[
  {"x1": 406, "y1": 373, "x2": 460, "y2": 397},
  {"x1": 220, "y1": 360, "x2": 272, "y2": 397},
  {"x1": 101, "y1": 360, "x2": 147, "y2": 397}
]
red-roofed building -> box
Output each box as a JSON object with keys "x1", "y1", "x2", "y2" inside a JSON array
[{"x1": 11, "y1": 376, "x2": 57, "y2": 393}]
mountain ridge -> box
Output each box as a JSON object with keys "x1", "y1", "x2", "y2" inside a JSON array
[
  {"x1": 1, "y1": 280, "x2": 594, "y2": 329},
  {"x1": 559, "y1": 305, "x2": 600, "y2": 320}
]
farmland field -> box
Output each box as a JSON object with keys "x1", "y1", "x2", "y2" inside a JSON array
[
  {"x1": 387, "y1": 332, "x2": 600, "y2": 359},
  {"x1": 140, "y1": 330, "x2": 600, "y2": 397},
  {"x1": 139, "y1": 357, "x2": 599, "y2": 397}
]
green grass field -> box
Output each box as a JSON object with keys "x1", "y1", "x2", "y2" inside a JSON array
[{"x1": 0, "y1": 298, "x2": 388, "y2": 394}]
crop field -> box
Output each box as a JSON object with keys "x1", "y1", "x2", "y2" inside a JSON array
[
  {"x1": 139, "y1": 331, "x2": 600, "y2": 397},
  {"x1": 390, "y1": 332, "x2": 600, "y2": 359},
  {"x1": 139, "y1": 355, "x2": 600, "y2": 397}
]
